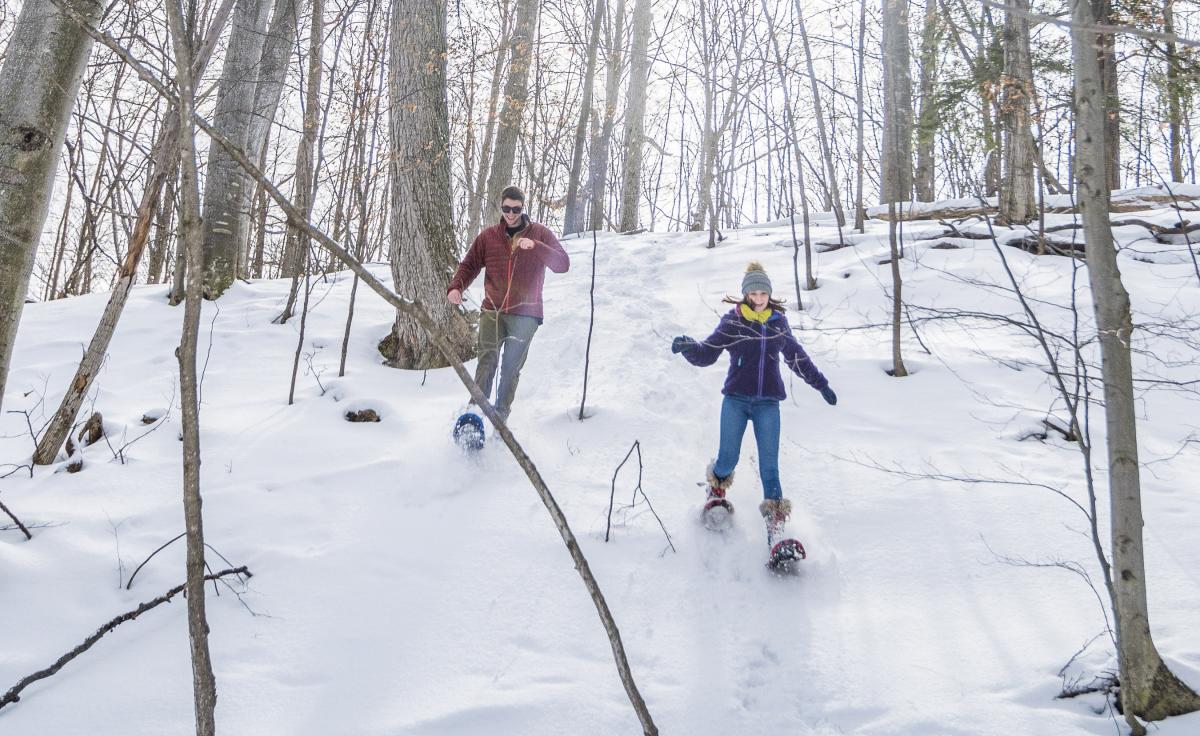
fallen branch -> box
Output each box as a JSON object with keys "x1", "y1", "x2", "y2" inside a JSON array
[
  {"x1": 0, "y1": 496, "x2": 32, "y2": 540},
  {"x1": 0, "y1": 566, "x2": 250, "y2": 710}
]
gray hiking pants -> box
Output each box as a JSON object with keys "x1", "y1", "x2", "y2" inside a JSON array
[{"x1": 472, "y1": 311, "x2": 539, "y2": 421}]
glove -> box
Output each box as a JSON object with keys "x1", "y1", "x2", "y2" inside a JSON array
[
  {"x1": 820, "y1": 386, "x2": 837, "y2": 406},
  {"x1": 672, "y1": 336, "x2": 697, "y2": 354}
]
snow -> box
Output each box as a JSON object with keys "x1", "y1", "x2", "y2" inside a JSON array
[{"x1": 3, "y1": 208, "x2": 1200, "y2": 735}]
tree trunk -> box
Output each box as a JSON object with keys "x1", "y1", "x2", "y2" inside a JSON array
[
  {"x1": 1164, "y1": 0, "x2": 1184, "y2": 183},
  {"x1": 589, "y1": 0, "x2": 626, "y2": 232},
  {"x1": 0, "y1": 0, "x2": 100, "y2": 419},
  {"x1": 164, "y1": 3, "x2": 218, "y2": 732},
  {"x1": 200, "y1": 0, "x2": 270, "y2": 299},
  {"x1": 277, "y1": 0, "x2": 324, "y2": 324},
  {"x1": 482, "y1": 0, "x2": 538, "y2": 224},
  {"x1": 146, "y1": 171, "x2": 178, "y2": 285},
  {"x1": 887, "y1": 205, "x2": 908, "y2": 377},
  {"x1": 1096, "y1": 0, "x2": 1121, "y2": 191},
  {"x1": 1071, "y1": 0, "x2": 1200, "y2": 725},
  {"x1": 854, "y1": 0, "x2": 867, "y2": 230},
  {"x1": 881, "y1": 0, "x2": 914, "y2": 204},
  {"x1": 564, "y1": 0, "x2": 605, "y2": 235},
  {"x1": 999, "y1": 0, "x2": 1035, "y2": 224},
  {"x1": 465, "y1": 0, "x2": 512, "y2": 238},
  {"x1": 617, "y1": 0, "x2": 652, "y2": 232},
  {"x1": 913, "y1": 0, "x2": 939, "y2": 202},
  {"x1": 795, "y1": 0, "x2": 844, "y2": 226},
  {"x1": 382, "y1": 0, "x2": 474, "y2": 369}
]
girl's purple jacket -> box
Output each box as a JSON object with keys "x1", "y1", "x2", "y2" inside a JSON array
[{"x1": 684, "y1": 308, "x2": 828, "y2": 401}]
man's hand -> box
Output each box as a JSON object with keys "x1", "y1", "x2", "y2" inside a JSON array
[
  {"x1": 516, "y1": 237, "x2": 536, "y2": 250},
  {"x1": 448, "y1": 289, "x2": 463, "y2": 305}
]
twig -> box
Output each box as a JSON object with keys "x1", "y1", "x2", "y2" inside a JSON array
[
  {"x1": 0, "y1": 496, "x2": 32, "y2": 540},
  {"x1": 605, "y1": 441, "x2": 676, "y2": 554},
  {"x1": 579, "y1": 227, "x2": 598, "y2": 420},
  {"x1": 0, "y1": 566, "x2": 250, "y2": 710},
  {"x1": 125, "y1": 532, "x2": 186, "y2": 590}
]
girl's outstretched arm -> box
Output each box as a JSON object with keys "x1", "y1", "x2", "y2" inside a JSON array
[
  {"x1": 777, "y1": 316, "x2": 830, "y2": 390},
  {"x1": 680, "y1": 313, "x2": 737, "y2": 367}
]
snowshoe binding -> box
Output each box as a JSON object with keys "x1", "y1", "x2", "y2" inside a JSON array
[{"x1": 453, "y1": 412, "x2": 486, "y2": 452}]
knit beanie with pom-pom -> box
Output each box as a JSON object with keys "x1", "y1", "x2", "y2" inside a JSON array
[{"x1": 741, "y1": 261, "x2": 772, "y2": 296}]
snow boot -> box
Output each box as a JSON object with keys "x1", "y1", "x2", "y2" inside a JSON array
[
  {"x1": 760, "y1": 498, "x2": 805, "y2": 572},
  {"x1": 701, "y1": 463, "x2": 735, "y2": 531}
]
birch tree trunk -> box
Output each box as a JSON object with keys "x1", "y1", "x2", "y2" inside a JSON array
[
  {"x1": 564, "y1": 0, "x2": 605, "y2": 235},
  {"x1": 0, "y1": 0, "x2": 100, "y2": 419},
  {"x1": 199, "y1": 0, "x2": 270, "y2": 299},
  {"x1": 617, "y1": 0, "x2": 652, "y2": 232},
  {"x1": 382, "y1": 0, "x2": 474, "y2": 369},
  {"x1": 881, "y1": 0, "x2": 914, "y2": 204},
  {"x1": 913, "y1": 0, "x2": 938, "y2": 203},
  {"x1": 482, "y1": 0, "x2": 538, "y2": 224},
  {"x1": 165, "y1": 3, "x2": 218, "y2": 732},
  {"x1": 1071, "y1": 1, "x2": 1200, "y2": 726},
  {"x1": 1164, "y1": 0, "x2": 1184, "y2": 183},
  {"x1": 999, "y1": 0, "x2": 1035, "y2": 224}
]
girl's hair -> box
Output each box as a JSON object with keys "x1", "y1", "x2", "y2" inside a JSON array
[{"x1": 722, "y1": 294, "x2": 787, "y2": 313}]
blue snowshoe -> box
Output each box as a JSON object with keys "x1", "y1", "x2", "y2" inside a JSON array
[{"x1": 453, "y1": 412, "x2": 486, "y2": 451}]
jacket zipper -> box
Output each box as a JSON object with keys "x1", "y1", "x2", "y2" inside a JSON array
[{"x1": 756, "y1": 322, "x2": 767, "y2": 397}]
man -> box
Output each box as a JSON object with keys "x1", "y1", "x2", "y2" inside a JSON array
[{"x1": 447, "y1": 186, "x2": 570, "y2": 422}]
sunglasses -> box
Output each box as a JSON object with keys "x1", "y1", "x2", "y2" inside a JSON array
[{"x1": 501, "y1": 205, "x2": 523, "y2": 214}]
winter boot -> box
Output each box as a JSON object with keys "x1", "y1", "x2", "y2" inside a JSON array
[
  {"x1": 760, "y1": 498, "x2": 805, "y2": 570},
  {"x1": 705, "y1": 463, "x2": 734, "y2": 501},
  {"x1": 701, "y1": 463, "x2": 735, "y2": 531}
]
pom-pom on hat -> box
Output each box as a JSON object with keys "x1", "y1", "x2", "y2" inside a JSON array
[{"x1": 741, "y1": 261, "x2": 772, "y2": 296}]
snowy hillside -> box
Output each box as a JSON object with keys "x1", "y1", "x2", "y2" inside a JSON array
[{"x1": 2, "y1": 209, "x2": 1200, "y2": 735}]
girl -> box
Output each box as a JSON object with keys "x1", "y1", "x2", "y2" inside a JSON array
[{"x1": 672, "y1": 262, "x2": 836, "y2": 561}]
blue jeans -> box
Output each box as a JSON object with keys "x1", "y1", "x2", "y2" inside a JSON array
[{"x1": 712, "y1": 395, "x2": 782, "y2": 500}]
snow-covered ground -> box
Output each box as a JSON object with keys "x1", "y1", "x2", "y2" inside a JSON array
[{"x1": 2, "y1": 207, "x2": 1199, "y2": 735}]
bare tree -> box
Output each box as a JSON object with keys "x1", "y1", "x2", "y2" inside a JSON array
[
  {"x1": 914, "y1": 0, "x2": 940, "y2": 202},
  {"x1": 998, "y1": 0, "x2": 1035, "y2": 223},
  {"x1": 1071, "y1": 0, "x2": 1200, "y2": 728},
  {"x1": 198, "y1": 0, "x2": 271, "y2": 299},
  {"x1": 482, "y1": 0, "x2": 539, "y2": 224},
  {"x1": 564, "y1": 0, "x2": 605, "y2": 235},
  {"x1": 881, "y1": 0, "x2": 914, "y2": 204},
  {"x1": 617, "y1": 0, "x2": 653, "y2": 232},
  {"x1": 276, "y1": 0, "x2": 325, "y2": 323},
  {"x1": 164, "y1": 3, "x2": 219, "y2": 732},
  {"x1": 794, "y1": 0, "x2": 845, "y2": 226},
  {"x1": 0, "y1": 0, "x2": 101, "y2": 419},
  {"x1": 588, "y1": 0, "x2": 627, "y2": 232},
  {"x1": 1163, "y1": 0, "x2": 1185, "y2": 183},
  {"x1": 381, "y1": 0, "x2": 474, "y2": 368},
  {"x1": 32, "y1": 1, "x2": 237, "y2": 466},
  {"x1": 464, "y1": 0, "x2": 513, "y2": 238}
]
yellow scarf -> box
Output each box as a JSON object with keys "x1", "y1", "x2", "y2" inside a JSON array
[{"x1": 740, "y1": 303, "x2": 772, "y2": 324}]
